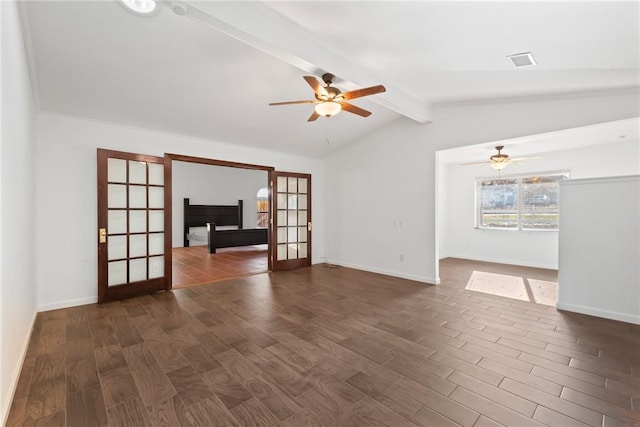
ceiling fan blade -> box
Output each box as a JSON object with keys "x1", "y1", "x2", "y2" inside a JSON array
[
  {"x1": 339, "y1": 102, "x2": 372, "y2": 117},
  {"x1": 510, "y1": 156, "x2": 542, "y2": 162},
  {"x1": 342, "y1": 85, "x2": 386, "y2": 100},
  {"x1": 307, "y1": 110, "x2": 320, "y2": 122},
  {"x1": 303, "y1": 76, "x2": 328, "y2": 96},
  {"x1": 461, "y1": 160, "x2": 491, "y2": 166},
  {"x1": 269, "y1": 100, "x2": 316, "y2": 106}
]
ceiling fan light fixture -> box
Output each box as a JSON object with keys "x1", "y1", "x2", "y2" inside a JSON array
[
  {"x1": 490, "y1": 160, "x2": 511, "y2": 171},
  {"x1": 270, "y1": 73, "x2": 384, "y2": 121},
  {"x1": 314, "y1": 101, "x2": 342, "y2": 118}
]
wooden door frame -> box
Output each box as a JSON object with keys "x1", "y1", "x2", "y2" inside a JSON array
[{"x1": 164, "y1": 154, "x2": 275, "y2": 282}]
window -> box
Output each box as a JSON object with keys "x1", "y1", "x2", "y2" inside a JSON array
[
  {"x1": 256, "y1": 187, "x2": 269, "y2": 228},
  {"x1": 476, "y1": 172, "x2": 569, "y2": 231}
]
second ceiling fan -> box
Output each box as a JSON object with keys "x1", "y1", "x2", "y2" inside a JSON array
[
  {"x1": 269, "y1": 73, "x2": 386, "y2": 122},
  {"x1": 462, "y1": 146, "x2": 541, "y2": 171}
]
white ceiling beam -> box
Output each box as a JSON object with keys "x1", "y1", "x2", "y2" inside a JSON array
[{"x1": 164, "y1": 1, "x2": 431, "y2": 123}]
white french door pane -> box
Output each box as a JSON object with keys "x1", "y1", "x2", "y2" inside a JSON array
[
  {"x1": 148, "y1": 210, "x2": 164, "y2": 232},
  {"x1": 148, "y1": 233, "x2": 163, "y2": 255},
  {"x1": 298, "y1": 210, "x2": 307, "y2": 225},
  {"x1": 129, "y1": 258, "x2": 147, "y2": 282},
  {"x1": 299, "y1": 243, "x2": 308, "y2": 258},
  {"x1": 287, "y1": 177, "x2": 297, "y2": 193},
  {"x1": 129, "y1": 210, "x2": 146, "y2": 233},
  {"x1": 277, "y1": 193, "x2": 287, "y2": 208},
  {"x1": 298, "y1": 195, "x2": 308, "y2": 210},
  {"x1": 287, "y1": 194, "x2": 297, "y2": 209},
  {"x1": 148, "y1": 187, "x2": 164, "y2": 208},
  {"x1": 298, "y1": 178, "x2": 308, "y2": 194},
  {"x1": 129, "y1": 234, "x2": 147, "y2": 258},
  {"x1": 277, "y1": 227, "x2": 287, "y2": 244},
  {"x1": 108, "y1": 158, "x2": 126, "y2": 183},
  {"x1": 149, "y1": 256, "x2": 164, "y2": 278},
  {"x1": 277, "y1": 176, "x2": 287, "y2": 192},
  {"x1": 129, "y1": 186, "x2": 146, "y2": 208},
  {"x1": 287, "y1": 227, "x2": 297, "y2": 243},
  {"x1": 298, "y1": 227, "x2": 307, "y2": 242},
  {"x1": 108, "y1": 210, "x2": 127, "y2": 234},
  {"x1": 277, "y1": 210, "x2": 287, "y2": 226},
  {"x1": 108, "y1": 235, "x2": 127, "y2": 260},
  {"x1": 287, "y1": 211, "x2": 298, "y2": 226},
  {"x1": 108, "y1": 184, "x2": 127, "y2": 208},
  {"x1": 148, "y1": 163, "x2": 164, "y2": 185},
  {"x1": 129, "y1": 161, "x2": 147, "y2": 184},
  {"x1": 108, "y1": 261, "x2": 127, "y2": 286},
  {"x1": 277, "y1": 244, "x2": 287, "y2": 261},
  {"x1": 287, "y1": 243, "x2": 297, "y2": 259}
]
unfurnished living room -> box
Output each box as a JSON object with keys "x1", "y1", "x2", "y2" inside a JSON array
[{"x1": 2, "y1": 1, "x2": 639, "y2": 426}]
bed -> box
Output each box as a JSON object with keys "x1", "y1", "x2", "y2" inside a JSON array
[{"x1": 183, "y1": 198, "x2": 268, "y2": 253}]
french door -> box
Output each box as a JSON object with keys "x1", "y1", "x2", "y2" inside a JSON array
[
  {"x1": 97, "y1": 149, "x2": 170, "y2": 303},
  {"x1": 272, "y1": 171, "x2": 312, "y2": 271}
]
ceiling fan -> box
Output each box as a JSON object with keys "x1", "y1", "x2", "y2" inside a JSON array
[
  {"x1": 461, "y1": 146, "x2": 541, "y2": 171},
  {"x1": 269, "y1": 73, "x2": 386, "y2": 122}
]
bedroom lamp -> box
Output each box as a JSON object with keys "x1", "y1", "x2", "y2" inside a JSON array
[{"x1": 315, "y1": 101, "x2": 342, "y2": 118}]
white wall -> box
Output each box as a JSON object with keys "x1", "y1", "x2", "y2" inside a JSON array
[
  {"x1": 35, "y1": 113, "x2": 325, "y2": 311},
  {"x1": 172, "y1": 161, "x2": 268, "y2": 247},
  {"x1": 1, "y1": 0, "x2": 38, "y2": 422},
  {"x1": 435, "y1": 153, "x2": 448, "y2": 268},
  {"x1": 558, "y1": 176, "x2": 640, "y2": 324},
  {"x1": 325, "y1": 89, "x2": 640, "y2": 284},
  {"x1": 440, "y1": 139, "x2": 640, "y2": 269}
]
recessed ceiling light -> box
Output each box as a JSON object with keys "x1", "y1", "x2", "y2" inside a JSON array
[
  {"x1": 119, "y1": 0, "x2": 159, "y2": 16},
  {"x1": 507, "y1": 52, "x2": 537, "y2": 67}
]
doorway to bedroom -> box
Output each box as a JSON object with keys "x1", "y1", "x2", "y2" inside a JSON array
[{"x1": 168, "y1": 154, "x2": 272, "y2": 288}]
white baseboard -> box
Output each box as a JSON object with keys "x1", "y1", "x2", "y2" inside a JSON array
[
  {"x1": 442, "y1": 253, "x2": 557, "y2": 271},
  {"x1": 556, "y1": 302, "x2": 640, "y2": 325},
  {"x1": 1, "y1": 311, "x2": 37, "y2": 426},
  {"x1": 38, "y1": 296, "x2": 97, "y2": 312},
  {"x1": 326, "y1": 260, "x2": 439, "y2": 285}
]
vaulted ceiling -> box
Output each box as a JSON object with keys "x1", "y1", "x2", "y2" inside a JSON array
[{"x1": 19, "y1": 1, "x2": 640, "y2": 158}]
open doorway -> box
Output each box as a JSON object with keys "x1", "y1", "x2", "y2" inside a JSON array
[
  {"x1": 167, "y1": 154, "x2": 273, "y2": 288},
  {"x1": 435, "y1": 119, "x2": 639, "y2": 307},
  {"x1": 435, "y1": 143, "x2": 561, "y2": 306}
]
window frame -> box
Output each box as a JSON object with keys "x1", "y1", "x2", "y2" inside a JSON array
[{"x1": 474, "y1": 170, "x2": 570, "y2": 232}]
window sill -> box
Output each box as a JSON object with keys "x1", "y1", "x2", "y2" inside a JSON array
[{"x1": 475, "y1": 227, "x2": 558, "y2": 232}]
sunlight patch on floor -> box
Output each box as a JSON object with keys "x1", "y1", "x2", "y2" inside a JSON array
[{"x1": 465, "y1": 270, "x2": 557, "y2": 306}]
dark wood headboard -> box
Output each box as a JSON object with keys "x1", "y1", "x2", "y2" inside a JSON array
[{"x1": 183, "y1": 198, "x2": 243, "y2": 247}]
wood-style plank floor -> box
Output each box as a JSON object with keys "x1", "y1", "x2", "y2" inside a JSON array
[
  {"x1": 6, "y1": 258, "x2": 640, "y2": 427},
  {"x1": 172, "y1": 245, "x2": 268, "y2": 288}
]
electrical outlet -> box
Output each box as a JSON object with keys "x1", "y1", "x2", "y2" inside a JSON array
[{"x1": 399, "y1": 254, "x2": 404, "y2": 262}]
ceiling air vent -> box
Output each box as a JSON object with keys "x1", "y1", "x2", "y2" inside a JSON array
[{"x1": 507, "y1": 52, "x2": 536, "y2": 67}]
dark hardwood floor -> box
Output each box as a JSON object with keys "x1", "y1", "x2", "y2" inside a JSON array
[
  {"x1": 6, "y1": 258, "x2": 640, "y2": 426},
  {"x1": 172, "y1": 245, "x2": 268, "y2": 288}
]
